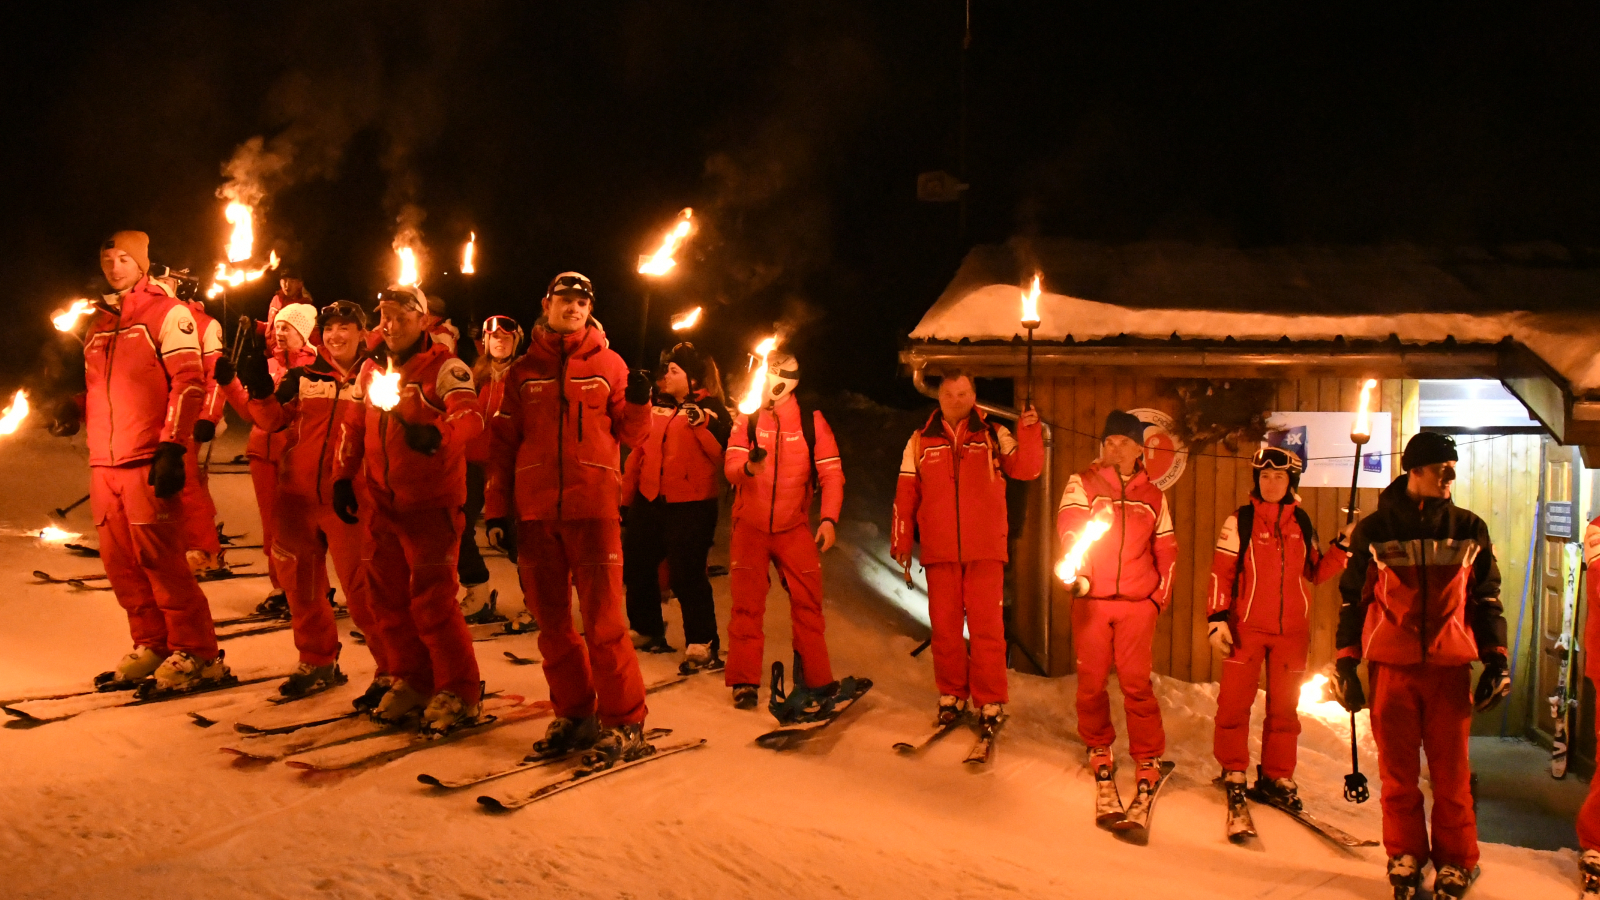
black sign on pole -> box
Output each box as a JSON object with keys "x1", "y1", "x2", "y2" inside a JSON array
[{"x1": 1546, "y1": 500, "x2": 1575, "y2": 540}]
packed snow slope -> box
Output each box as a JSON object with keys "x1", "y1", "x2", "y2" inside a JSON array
[{"x1": 0, "y1": 425, "x2": 1581, "y2": 899}]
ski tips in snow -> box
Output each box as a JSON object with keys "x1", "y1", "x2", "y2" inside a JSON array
[
  {"x1": 1108, "y1": 761, "x2": 1176, "y2": 845},
  {"x1": 475, "y1": 738, "x2": 707, "y2": 812}
]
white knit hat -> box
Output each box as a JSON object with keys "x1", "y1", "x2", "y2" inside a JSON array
[{"x1": 275, "y1": 302, "x2": 318, "y2": 344}]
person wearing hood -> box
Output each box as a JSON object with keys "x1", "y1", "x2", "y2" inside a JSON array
[
  {"x1": 1207, "y1": 445, "x2": 1351, "y2": 822},
  {"x1": 484, "y1": 272, "x2": 655, "y2": 768},
  {"x1": 1333, "y1": 432, "x2": 1509, "y2": 899},
  {"x1": 621, "y1": 341, "x2": 732, "y2": 673},
  {"x1": 1057, "y1": 410, "x2": 1179, "y2": 799},
  {"x1": 50, "y1": 231, "x2": 225, "y2": 693},
  {"x1": 330, "y1": 284, "x2": 485, "y2": 736}
]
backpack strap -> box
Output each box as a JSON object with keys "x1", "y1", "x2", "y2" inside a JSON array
[
  {"x1": 1292, "y1": 505, "x2": 1318, "y2": 569},
  {"x1": 796, "y1": 397, "x2": 819, "y2": 491}
]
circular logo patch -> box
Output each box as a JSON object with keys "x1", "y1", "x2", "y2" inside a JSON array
[{"x1": 1129, "y1": 407, "x2": 1188, "y2": 491}]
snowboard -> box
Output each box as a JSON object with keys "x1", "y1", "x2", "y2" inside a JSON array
[{"x1": 756, "y1": 678, "x2": 873, "y2": 747}]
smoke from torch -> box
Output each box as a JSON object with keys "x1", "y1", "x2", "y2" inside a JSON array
[
  {"x1": 637, "y1": 208, "x2": 695, "y2": 277},
  {"x1": 737, "y1": 337, "x2": 779, "y2": 416},
  {"x1": 462, "y1": 233, "x2": 476, "y2": 275},
  {"x1": 1055, "y1": 512, "x2": 1113, "y2": 586},
  {"x1": 0, "y1": 390, "x2": 29, "y2": 435},
  {"x1": 671, "y1": 307, "x2": 703, "y2": 331},
  {"x1": 369, "y1": 362, "x2": 402, "y2": 412}
]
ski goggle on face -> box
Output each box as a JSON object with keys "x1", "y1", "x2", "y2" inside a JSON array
[
  {"x1": 1252, "y1": 447, "x2": 1304, "y2": 473},
  {"x1": 481, "y1": 315, "x2": 519, "y2": 335}
]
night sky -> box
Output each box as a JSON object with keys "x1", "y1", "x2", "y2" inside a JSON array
[{"x1": 2, "y1": 1, "x2": 1595, "y2": 404}]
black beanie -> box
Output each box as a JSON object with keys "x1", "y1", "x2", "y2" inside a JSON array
[
  {"x1": 1400, "y1": 432, "x2": 1458, "y2": 471},
  {"x1": 1102, "y1": 409, "x2": 1149, "y2": 443},
  {"x1": 660, "y1": 342, "x2": 709, "y2": 386}
]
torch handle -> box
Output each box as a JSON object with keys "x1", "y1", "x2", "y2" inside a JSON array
[
  {"x1": 635, "y1": 287, "x2": 652, "y2": 370},
  {"x1": 1344, "y1": 436, "x2": 1369, "y2": 525},
  {"x1": 1024, "y1": 327, "x2": 1035, "y2": 407}
]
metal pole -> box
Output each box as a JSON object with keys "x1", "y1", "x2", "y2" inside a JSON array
[{"x1": 636, "y1": 285, "x2": 652, "y2": 369}]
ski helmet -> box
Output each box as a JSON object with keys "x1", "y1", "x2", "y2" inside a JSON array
[
  {"x1": 763, "y1": 351, "x2": 800, "y2": 405},
  {"x1": 1251, "y1": 446, "x2": 1304, "y2": 494}
]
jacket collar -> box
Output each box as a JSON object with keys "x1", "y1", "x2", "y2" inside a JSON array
[
  {"x1": 532, "y1": 319, "x2": 606, "y2": 360},
  {"x1": 921, "y1": 408, "x2": 985, "y2": 439},
  {"x1": 1378, "y1": 473, "x2": 1453, "y2": 520}
]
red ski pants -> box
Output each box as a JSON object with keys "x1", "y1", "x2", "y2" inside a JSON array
[
  {"x1": 726, "y1": 521, "x2": 834, "y2": 689},
  {"x1": 1213, "y1": 627, "x2": 1309, "y2": 779},
  {"x1": 1072, "y1": 597, "x2": 1165, "y2": 759},
  {"x1": 178, "y1": 440, "x2": 220, "y2": 558},
  {"x1": 362, "y1": 503, "x2": 480, "y2": 704},
  {"x1": 518, "y1": 517, "x2": 647, "y2": 726},
  {"x1": 272, "y1": 491, "x2": 384, "y2": 671},
  {"x1": 249, "y1": 457, "x2": 283, "y2": 590},
  {"x1": 1370, "y1": 662, "x2": 1478, "y2": 870},
  {"x1": 91, "y1": 464, "x2": 217, "y2": 659},
  {"x1": 1580, "y1": 710, "x2": 1600, "y2": 850},
  {"x1": 925, "y1": 560, "x2": 1008, "y2": 706}
]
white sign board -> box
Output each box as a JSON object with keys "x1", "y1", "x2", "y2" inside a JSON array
[{"x1": 1265, "y1": 411, "x2": 1393, "y2": 490}]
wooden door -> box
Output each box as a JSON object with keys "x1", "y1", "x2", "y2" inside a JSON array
[{"x1": 1534, "y1": 443, "x2": 1580, "y2": 742}]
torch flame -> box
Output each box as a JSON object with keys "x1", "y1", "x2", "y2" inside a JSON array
[
  {"x1": 396, "y1": 247, "x2": 419, "y2": 288},
  {"x1": 462, "y1": 233, "x2": 476, "y2": 275},
  {"x1": 0, "y1": 389, "x2": 28, "y2": 435},
  {"x1": 369, "y1": 361, "x2": 402, "y2": 412},
  {"x1": 737, "y1": 336, "x2": 780, "y2": 416},
  {"x1": 671, "y1": 307, "x2": 703, "y2": 331},
  {"x1": 1020, "y1": 273, "x2": 1042, "y2": 328},
  {"x1": 1055, "y1": 512, "x2": 1113, "y2": 586},
  {"x1": 1296, "y1": 673, "x2": 1347, "y2": 721},
  {"x1": 1352, "y1": 378, "x2": 1378, "y2": 441},
  {"x1": 52, "y1": 299, "x2": 95, "y2": 332},
  {"x1": 38, "y1": 526, "x2": 79, "y2": 542},
  {"x1": 637, "y1": 208, "x2": 695, "y2": 277},
  {"x1": 210, "y1": 250, "x2": 281, "y2": 296},
  {"x1": 224, "y1": 202, "x2": 254, "y2": 263}
]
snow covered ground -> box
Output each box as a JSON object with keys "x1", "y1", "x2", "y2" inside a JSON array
[{"x1": 0, "y1": 426, "x2": 1582, "y2": 899}]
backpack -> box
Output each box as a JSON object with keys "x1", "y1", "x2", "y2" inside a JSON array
[
  {"x1": 1231, "y1": 502, "x2": 1318, "y2": 598},
  {"x1": 743, "y1": 397, "x2": 823, "y2": 489}
]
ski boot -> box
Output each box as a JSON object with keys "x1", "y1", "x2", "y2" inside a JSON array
[
  {"x1": 1221, "y1": 769, "x2": 1254, "y2": 842},
  {"x1": 1581, "y1": 848, "x2": 1600, "y2": 899},
  {"x1": 937, "y1": 694, "x2": 967, "y2": 726},
  {"x1": 254, "y1": 590, "x2": 289, "y2": 618},
  {"x1": 1090, "y1": 746, "x2": 1124, "y2": 827},
  {"x1": 631, "y1": 630, "x2": 674, "y2": 654},
  {"x1": 1135, "y1": 757, "x2": 1167, "y2": 790},
  {"x1": 1432, "y1": 864, "x2": 1479, "y2": 899},
  {"x1": 419, "y1": 690, "x2": 482, "y2": 738},
  {"x1": 147, "y1": 650, "x2": 233, "y2": 695},
  {"x1": 369, "y1": 679, "x2": 428, "y2": 724},
  {"x1": 459, "y1": 585, "x2": 505, "y2": 624},
  {"x1": 503, "y1": 608, "x2": 539, "y2": 634},
  {"x1": 527, "y1": 715, "x2": 599, "y2": 760},
  {"x1": 731, "y1": 684, "x2": 759, "y2": 709},
  {"x1": 976, "y1": 702, "x2": 1003, "y2": 730},
  {"x1": 353, "y1": 675, "x2": 394, "y2": 712},
  {"x1": 1250, "y1": 764, "x2": 1303, "y2": 812},
  {"x1": 678, "y1": 643, "x2": 724, "y2": 676},
  {"x1": 580, "y1": 722, "x2": 654, "y2": 769},
  {"x1": 185, "y1": 549, "x2": 217, "y2": 577},
  {"x1": 1386, "y1": 854, "x2": 1422, "y2": 900},
  {"x1": 277, "y1": 660, "x2": 346, "y2": 700},
  {"x1": 94, "y1": 646, "x2": 164, "y2": 691}
]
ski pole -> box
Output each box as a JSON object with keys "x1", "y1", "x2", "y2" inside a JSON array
[
  {"x1": 51, "y1": 494, "x2": 90, "y2": 519},
  {"x1": 1344, "y1": 710, "x2": 1370, "y2": 803},
  {"x1": 910, "y1": 637, "x2": 931, "y2": 657}
]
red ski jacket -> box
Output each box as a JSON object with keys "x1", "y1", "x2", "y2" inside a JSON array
[
  {"x1": 485, "y1": 322, "x2": 650, "y2": 522},
  {"x1": 334, "y1": 334, "x2": 483, "y2": 512},
  {"x1": 80, "y1": 276, "x2": 205, "y2": 467},
  {"x1": 725, "y1": 397, "x2": 844, "y2": 534},
  {"x1": 1337, "y1": 476, "x2": 1507, "y2": 666},
  {"x1": 1208, "y1": 496, "x2": 1349, "y2": 635},
  {"x1": 1586, "y1": 516, "x2": 1600, "y2": 684},
  {"x1": 222, "y1": 344, "x2": 318, "y2": 462},
  {"x1": 184, "y1": 300, "x2": 227, "y2": 427},
  {"x1": 622, "y1": 390, "x2": 731, "y2": 505},
  {"x1": 1056, "y1": 462, "x2": 1179, "y2": 609},
  {"x1": 891, "y1": 409, "x2": 1043, "y2": 564},
  {"x1": 249, "y1": 345, "x2": 367, "y2": 504},
  {"x1": 465, "y1": 359, "x2": 514, "y2": 464}
]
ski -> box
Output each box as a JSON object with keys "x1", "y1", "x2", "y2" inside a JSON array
[
  {"x1": 1093, "y1": 764, "x2": 1125, "y2": 828},
  {"x1": 477, "y1": 738, "x2": 707, "y2": 811},
  {"x1": 892, "y1": 715, "x2": 967, "y2": 754},
  {"x1": 502, "y1": 650, "x2": 539, "y2": 666},
  {"x1": 223, "y1": 713, "x2": 408, "y2": 761},
  {"x1": 217, "y1": 606, "x2": 348, "y2": 642},
  {"x1": 963, "y1": 713, "x2": 1005, "y2": 766},
  {"x1": 1551, "y1": 542, "x2": 1582, "y2": 779},
  {"x1": 417, "y1": 727, "x2": 674, "y2": 789},
  {"x1": 32, "y1": 569, "x2": 107, "y2": 584},
  {"x1": 5, "y1": 668, "x2": 286, "y2": 725},
  {"x1": 1109, "y1": 761, "x2": 1177, "y2": 845},
  {"x1": 1246, "y1": 789, "x2": 1379, "y2": 847},
  {"x1": 283, "y1": 697, "x2": 549, "y2": 772},
  {"x1": 755, "y1": 679, "x2": 873, "y2": 747},
  {"x1": 1220, "y1": 778, "x2": 1257, "y2": 844},
  {"x1": 63, "y1": 542, "x2": 100, "y2": 557}
]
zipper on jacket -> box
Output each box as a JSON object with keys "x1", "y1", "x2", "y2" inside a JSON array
[
  {"x1": 768, "y1": 409, "x2": 780, "y2": 533},
  {"x1": 1115, "y1": 473, "x2": 1126, "y2": 595},
  {"x1": 951, "y1": 422, "x2": 964, "y2": 561},
  {"x1": 314, "y1": 369, "x2": 346, "y2": 505},
  {"x1": 1276, "y1": 506, "x2": 1286, "y2": 636},
  {"x1": 657, "y1": 406, "x2": 678, "y2": 499},
  {"x1": 104, "y1": 305, "x2": 122, "y2": 462},
  {"x1": 556, "y1": 341, "x2": 569, "y2": 521}
]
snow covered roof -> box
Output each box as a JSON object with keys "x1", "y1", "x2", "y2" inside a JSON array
[{"x1": 911, "y1": 239, "x2": 1600, "y2": 397}]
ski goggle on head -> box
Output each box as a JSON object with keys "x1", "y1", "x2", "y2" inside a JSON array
[
  {"x1": 546, "y1": 272, "x2": 594, "y2": 300},
  {"x1": 481, "y1": 315, "x2": 520, "y2": 335},
  {"x1": 1252, "y1": 447, "x2": 1304, "y2": 473},
  {"x1": 318, "y1": 300, "x2": 367, "y2": 330}
]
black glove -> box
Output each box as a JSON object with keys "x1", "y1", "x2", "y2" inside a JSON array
[
  {"x1": 333, "y1": 479, "x2": 360, "y2": 524},
  {"x1": 213, "y1": 357, "x2": 236, "y2": 386},
  {"x1": 401, "y1": 419, "x2": 442, "y2": 456},
  {"x1": 625, "y1": 369, "x2": 652, "y2": 405},
  {"x1": 238, "y1": 341, "x2": 273, "y2": 400},
  {"x1": 681, "y1": 402, "x2": 705, "y2": 427},
  {"x1": 1473, "y1": 655, "x2": 1511, "y2": 712},
  {"x1": 147, "y1": 442, "x2": 186, "y2": 499},
  {"x1": 50, "y1": 399, "x2": 80, "y2": 437},
  {"x1": 193, "y1": 419, "x2": 216, "y2": 443},
  {"x1": 1333, "y1": 657, "x2": 1366, "y2": 713},
  {"x1": 485, "y1": 517, "x2": 511, "y2": 551}
]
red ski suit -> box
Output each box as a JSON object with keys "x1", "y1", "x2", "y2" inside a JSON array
[
  {"x1": 891, "y1": 409, "x2": 1042, "y2": 705},
  {"x1": 1057, "y1": 462, "x2": 1178, "y2": 759},
  {"x1": 223, "y1": 343, "x2": 317, "y2": 591},
  {"x1": 335, "y1": 335, "x2": 483, "y2": 703},
  {"x1": 1337, "y1": 476, "x2": 1507, "y2": 871},
  {"x1": 80, "y1": 277, "x2": 216, "y2": 659},
  {"x1": 621, "y1": 390, "x2": 726, "y2": 505},
  {"x1": 1208, "y1": 496, "x2": 1348, "y2": 778},
  {"x1": 485, "y1": 322, "x2": 651, "y2": 727},
  {"x1": 464, "y1": 361, "x2": 512, "y2": 464},
  {"x1": 250, "y1": 346, "x2": 383, "y2": 670},
  {"x1": 724, "y1": 397, "x2": 845, "y2": 690},
  {"x1": 1576, "y1": 516, "x2": 1600, "y2": 851},
  {"x1": 178, "y1": 301, "x2": 224, "y2": 560}
]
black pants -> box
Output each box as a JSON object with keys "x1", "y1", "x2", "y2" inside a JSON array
[
  {"x1": 458, "y1": 462, "x2": 490, "y2": 586},
  {"x1": 623, "y1": 496, "x2": 719, "y2": 649}
]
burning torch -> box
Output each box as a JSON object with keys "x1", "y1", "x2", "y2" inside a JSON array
[
  {"x1": 670, "y1": 306, "x2": 703, "y2": 332},
  {"x1": 461, "y1": 232, "x2": 477, "y2": 329},
  {"x1": 635, "y1": 208, "x2": 696, "y2": 368},
  {"x1": 52, "y1": 299, "x2": 96, "y2": 335},
  {"x1": 369, "y1": 361, "x2": 403, "y2": 413},
  {"x1": 1055, "y1": 511, "x2": 1113, "y2": 594},
  {"x1": 1341, "y1": 377, "x2": 1378, "y2": 805},
  {"x1": 0, "y1": 389, "x2": 29, "y2": 436},
  {"x1": 738, "y1": 336, "x2": 779, "y2": 465},
  {"x1": 1020, "y1": 274, "x2": 1041, "y2": 407},
  {"x1": 207, "y1": 202, "x2": 280, "y2": 324}
]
